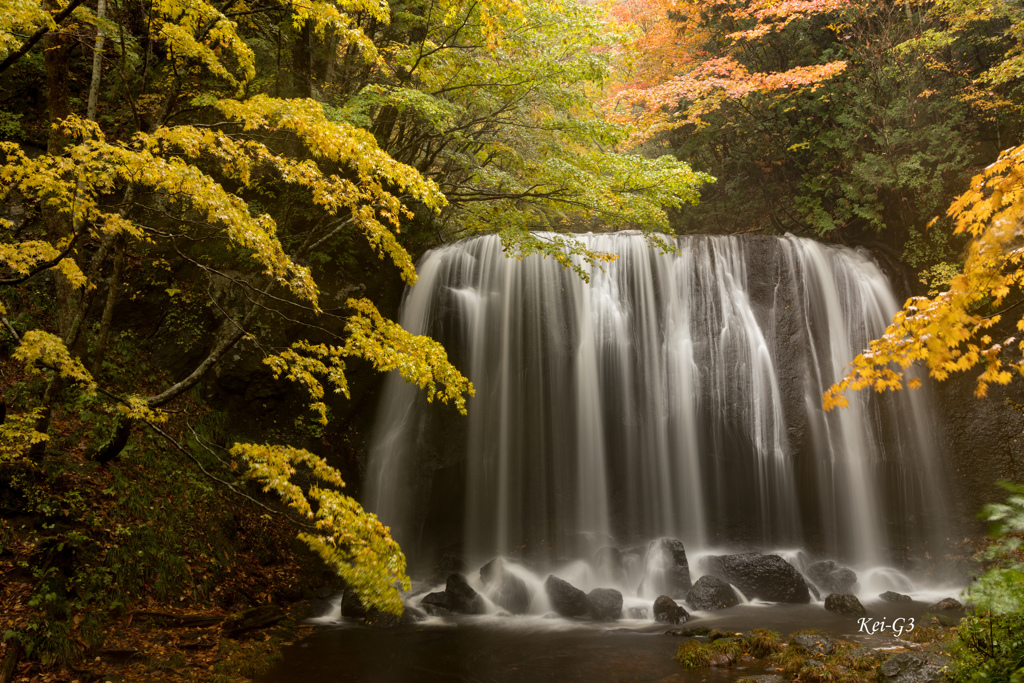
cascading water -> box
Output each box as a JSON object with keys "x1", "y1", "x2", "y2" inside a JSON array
[{"x1": 365, "y1": 232, "x2": 951, "y2": 588}]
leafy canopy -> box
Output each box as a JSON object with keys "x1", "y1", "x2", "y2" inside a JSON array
[
  {"x1": 824, "y1": 143, "x2": 1024, "y2": 408},
  {"x1": 1, "y1": 0, "x2": 709, "y2": 617}
]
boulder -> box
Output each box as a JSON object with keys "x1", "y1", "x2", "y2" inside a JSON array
[
  {"x1": 445, "y1": 573, "x2": 486, "y2": 614},
  {"x1": 479, "y1": 559, "x2": 531, "y2": 614},
  {"x1": 308, "y1": 598, "x2": 334, "y2": 619},
  {"x1": 824, "y1": 593, "x2": 866, "y2": 616},
  {"x1": 400, "y1": 606, "x2": 427, "y2": 624},
  {"x1": 340, "y1": 590, "x2": 367, "y2": 619},
  {"x1": 877, "y1": 652, "x2": 946, "y2": 683},
  {"x1": 638, "y1": 538, "x2": 691, "y2": 598},
  {"x1": 420, "y1": 591, "x2": 450, "y2": 616},
  {"x1": 364, "y1": 608, "x2": 400, "y2": 628},
  {"x1": 806, "y1": 560, "x2": 858, "y2": 595},
  {"x1": 587, "y1": 588, "x2": 623, "y2": 620},
  {"x1": 879, "y1": 591, "x2": 912, "y2": 603},
  {"x1": 652, "y1": 595, "x2": 689, "y2": 624},
  {"x1": 479, "y1": 558, "x2": 502, "y2": 585},
  {"x1": 701, "y1": 553, "x2": 810, "y2": 603},
  {"x1": 492, "y1": 573, "x2": 531, "y2": 615},
  {"x1": 545, "y1": 575, "x2": 589, "y2": 618},
  {"x1": 709, "y1": 653, "x2": 734, "y2": 667},
  {"x1": 686, "y1": 575, "x2": 739, "y2": 611},
  {"x1": 927, "y1": 597, "x2": 963, "y2": 611},
  {"x1": 790, "y1": 634, "x2": 835, "y2": 657}
]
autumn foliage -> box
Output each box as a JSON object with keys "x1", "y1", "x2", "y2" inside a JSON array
[{"x1": 825, "y1": 144, "x2": 1024, "y2": 408}]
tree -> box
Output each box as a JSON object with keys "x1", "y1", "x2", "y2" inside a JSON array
[
  {"x1": 605, "y1": 0, "x2": 1020, "y2": 266},
  {"x1": 321, "y1": 0, "x2": 712, "y2": 276},
  {"x1": 0, "y1": 0, "x2": 708, "y2": 619},
  {"x1": 824, "y1": 141, "x2": 1024, "y2": 407},
  {"x1": 0, "y1": 0, "x2": 472, "y2": 615}
]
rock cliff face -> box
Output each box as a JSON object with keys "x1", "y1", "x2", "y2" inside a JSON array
[
  {"x1": 198, "y1": 229, "x2": 1023, "y2": 573},
  {"x1": 364, "y1": 233, "x2": 967, "y2": 572},
  {"x1": 934, "y1": 370, "x2": 1024, "y2": 528}
]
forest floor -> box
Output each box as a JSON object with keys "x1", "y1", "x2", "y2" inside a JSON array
[{"x1": 0, "y1": 376, "x2": 334, "y2": 683}]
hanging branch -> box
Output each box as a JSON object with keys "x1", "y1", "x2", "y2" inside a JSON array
[{"x1": 0, "y1": 0, "x2": 88, "y2": 75}]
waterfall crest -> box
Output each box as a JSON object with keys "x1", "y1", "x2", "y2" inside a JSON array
[{"x1": 365, "y1": 233, "x2": 949, "y2": 573}]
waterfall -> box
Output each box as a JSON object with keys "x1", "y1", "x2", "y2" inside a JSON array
[{"x1": 365, "y1": 233, "x2": 950, "y2": 575}]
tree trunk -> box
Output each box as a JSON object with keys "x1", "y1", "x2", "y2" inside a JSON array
[
  {"x1": 293, "y1": 21, "x2": 312, "y2": 98},
  {"x1": 91, "y1": 234, "x2": 125, "y2": 375},
  {"x1": 0, "y1": 641, "x2": 22, "y2": 683},
  {"x1": 87, "y1": 0, "x2": 107, "y2": 122},
  {"x1": 43, "y1": 0, "x2": 78, "y2": 339}
]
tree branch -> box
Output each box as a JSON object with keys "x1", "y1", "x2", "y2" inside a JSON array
[{"x1": 0, "y1": 0, "x2": 88, "y2": 76}]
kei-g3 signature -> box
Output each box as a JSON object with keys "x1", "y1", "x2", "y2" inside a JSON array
[{"x1": 857, "y1": 617, "x2": 915, "y2": 638}]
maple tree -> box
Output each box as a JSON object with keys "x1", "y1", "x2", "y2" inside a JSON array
[
  {"x1": 824, "y1": 142, "x2": 1024, "y2": 407},
  {"x1": 607, "y1": 0, "x2": 849, "y2": 138},
  {"x1": 0, "y1": 0, "x2": 473, "y2": 620},
  {"x1": 0, "y1": 0, "x2": 710, "y2": 650},
  {"x1": 605, "y1": 0, "x2": 1022, "y2": 261}
]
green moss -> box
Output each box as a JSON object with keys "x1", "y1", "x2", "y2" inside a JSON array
[
  {"x1": 675, "y1": 638, "x2": 741, "y2": 668},
  {"x1": 905, "y1": 625, "x2": 941, "y2": 643},
  {"x1": 675, "y1": 641, "x2": 715, "y2": 668},
  {"x1": 773, "y1": 642, "x2": 805, "y2": 666},
  {"x1": 745, "y1": 628, "x2": 783, "y2": 657}
]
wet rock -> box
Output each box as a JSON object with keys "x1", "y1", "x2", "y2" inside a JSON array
[
  {"x1": 420, "y1": 591, "x2": 450, "y2": 616},
  {"x1": 677, "y1": 626, "x2": 713, "y2": 637},
  {"x1": 399, "y1": 606, "x2": 427, "y2": 624},
  {"x1": 587, "y1": 588, "x2": 623, "y2": 620},
  {"x1": 738, "y1": 676, "x2": 786, "y2": 683},
  {"x1": 879, "y1": 591, "x2": 912, "y2": 603},
  {"x1": 364, "y1": 608, "x2": 400, "y2": 628},
  {"x1": 790, "y1": 634, "x2": 835, "y2": 657},
  {"x1": 701, "y1": 553, "x2": 810, "y2": 603},
  {"x1": 545, "y1": 575, "x2": 589, "y2": 618},
  {"x1": 927, "y1": 597, "x2": 963, "y2": 611},
  {"x1": 638, "y1": 537, "x2": 692, "y2": 598},
  {"x1": 686, "y1": 575, "x2": 739, "y2": 611},
  {"x1": 340, "y1": 590, "x2": 367, "y2": 619},
  {"x1": 878, "y1": 652, "x2": 946, "y2": 683},
  {"x1": 847, "y1": 647, "x2": 883, "y2": 662},
  {"x1": 709, "y1": 652, "x2": 734, "y2": 667},
  {"x1": 479, "y1": 557, "x2": 501, "y2": 585},
  {"x1": 492, "y1": 572, "x2": 531, "y2": 615},
  {"x1": 824, "y1": 593, "x2": 866, "y2": 616},
  {"x1": 627, "y1": 607, "x2": 648, "y2": 619},
  {"x1": 479, "y1": 559, "x2": 531, "y2": 614},
  {"x1": 652, "y1": 595, "x2": 689, "y2": 624},
  {"x1": 807, "y1": 560, "x2": 858, "y2": 595},
  {"x1": 445, "y1": 573, "x2": 486, "y2": 614},
  {"x1": 308, "y1": 598, "x2": 333, "y2": 618}
]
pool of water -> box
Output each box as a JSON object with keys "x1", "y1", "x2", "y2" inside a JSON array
[{"x1": 259, "y1": 599, "x2": 952, "y2": 683}]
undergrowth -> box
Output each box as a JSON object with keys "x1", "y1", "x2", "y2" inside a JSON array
[{"x1": 0, "y1": 332, "x2": 316, "y2": 679}]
